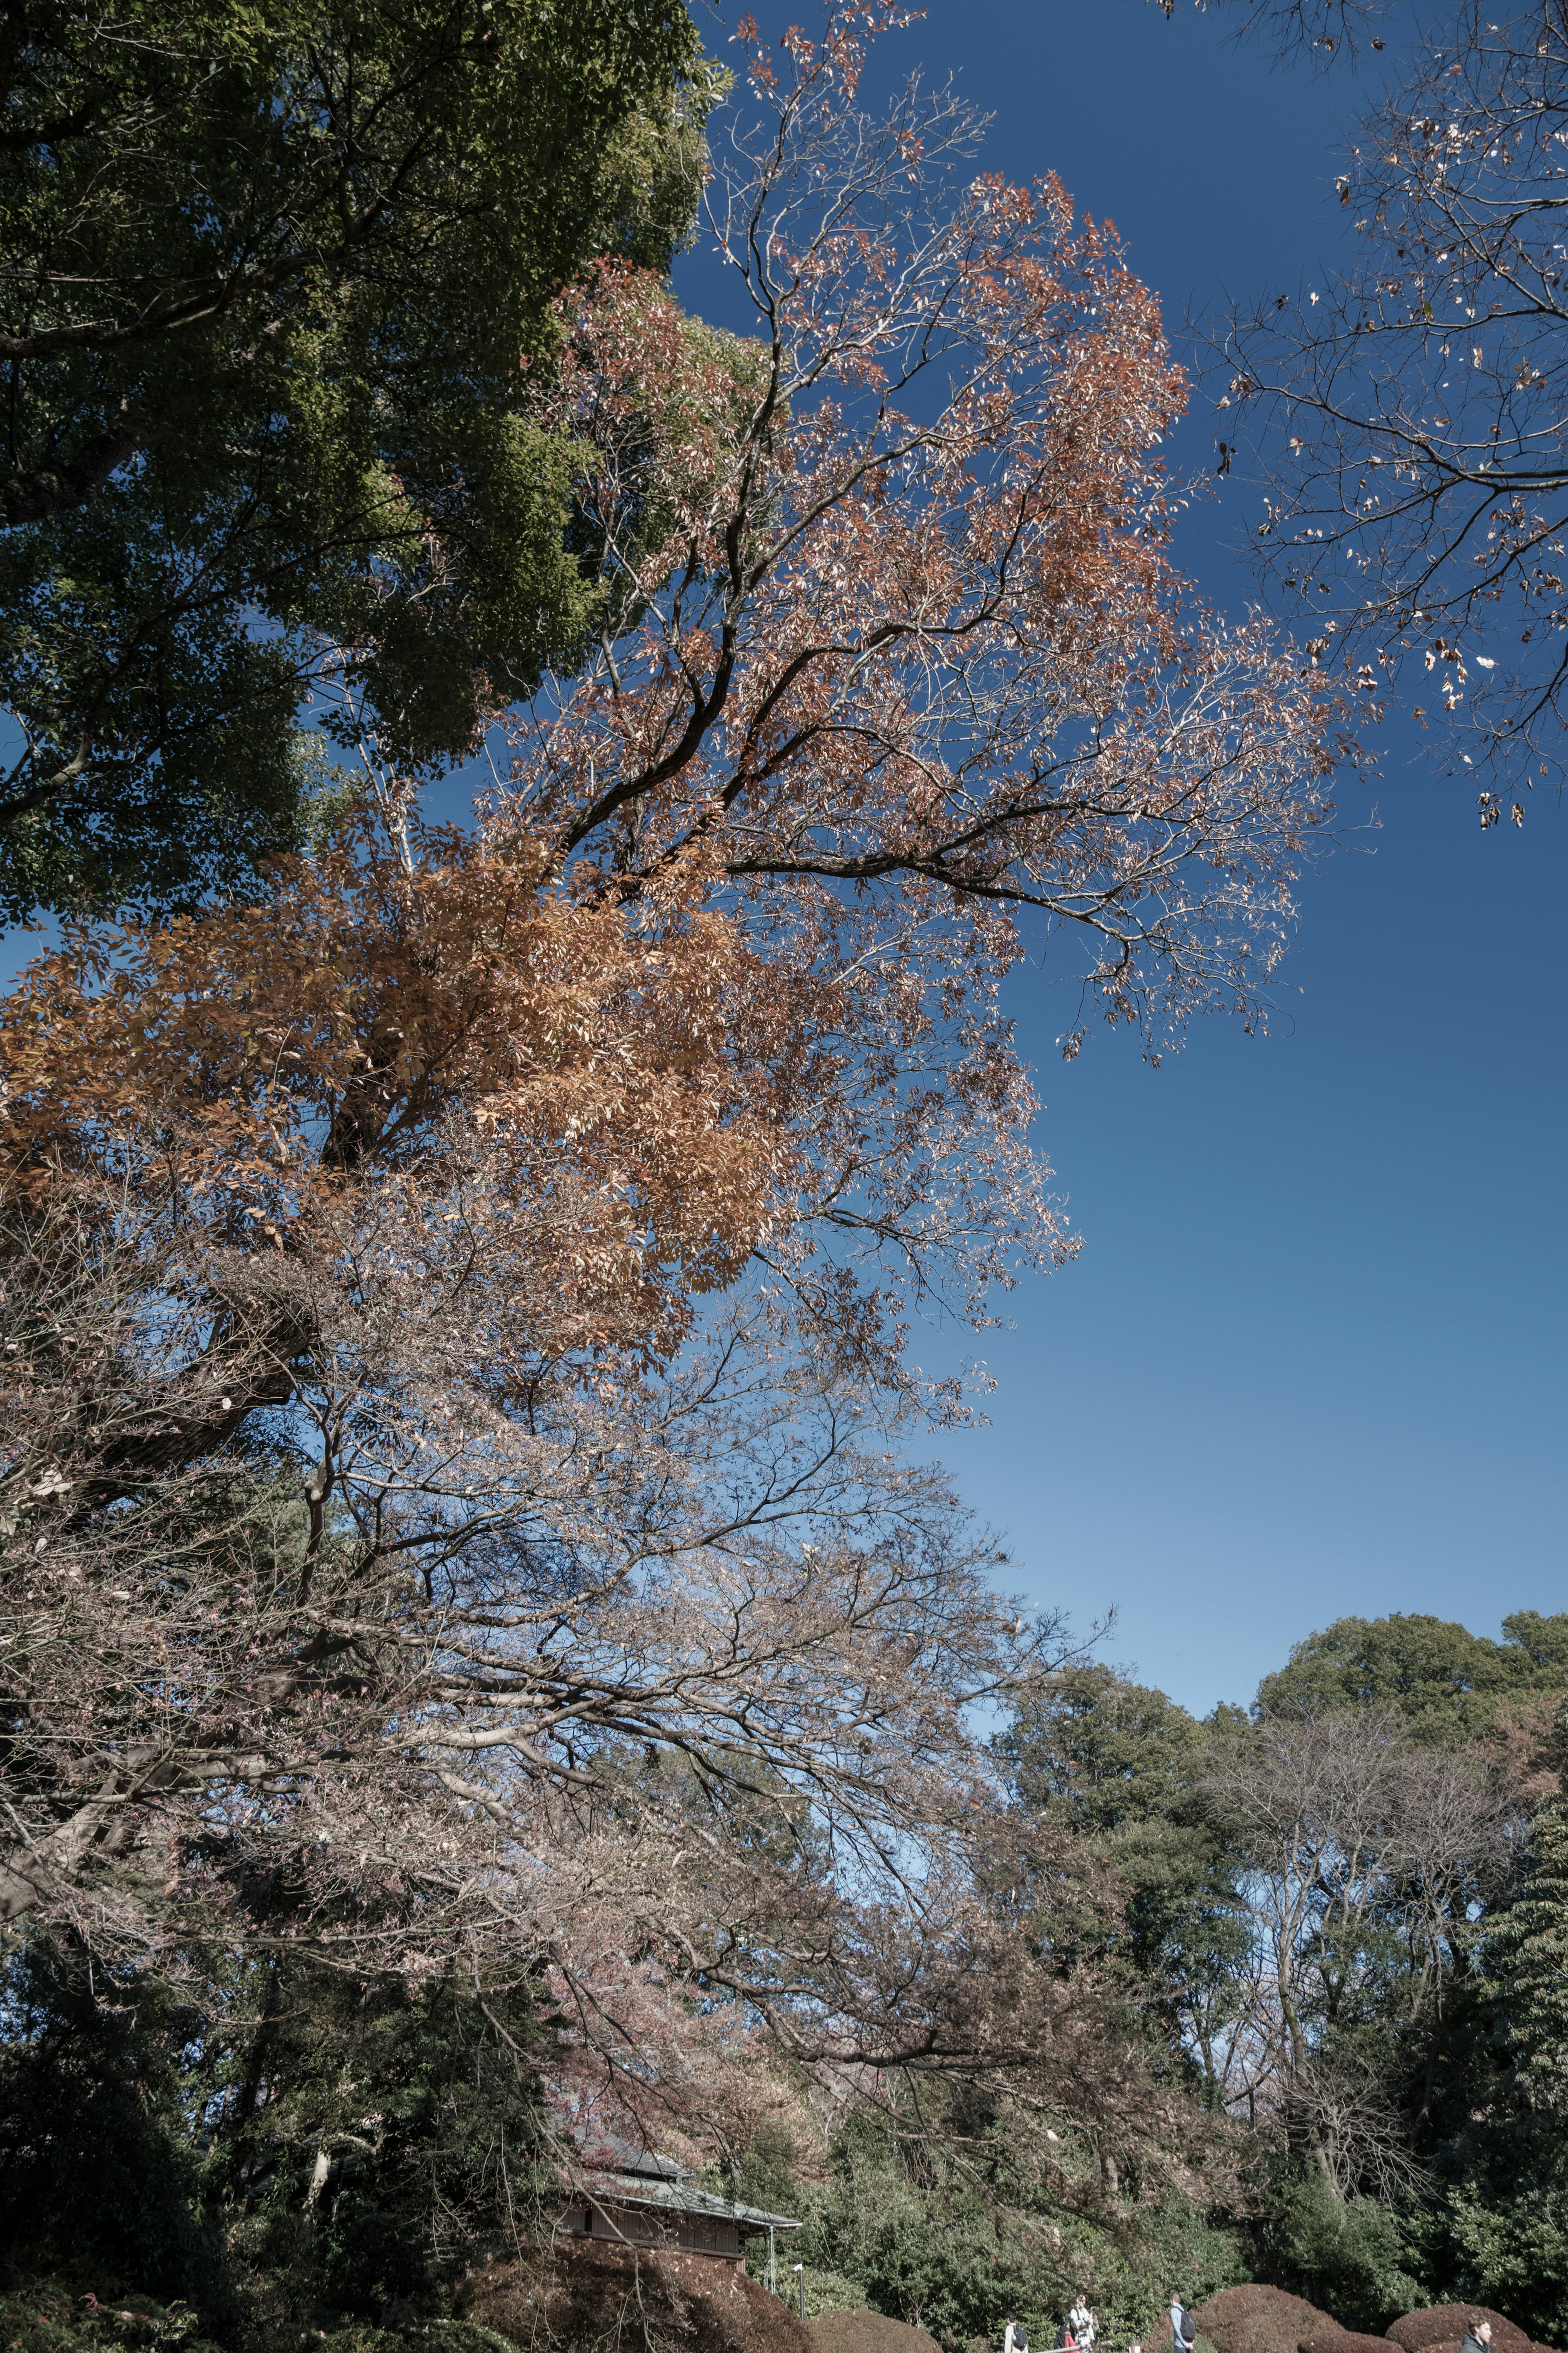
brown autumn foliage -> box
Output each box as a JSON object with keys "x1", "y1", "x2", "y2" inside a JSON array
[
  {"x1": 1192, "y1": 2286, "x2": 1338, "y2": 2353},
  {"x1": 1387, "y1": 2316, "x2": 1531, "y2": 2353},
  {"x1": 1478, "y1": 1694, "x2": 1568, "y2": 1810},
  {"x1": 808, "y1": 2318, "x2": 939, "y2": 2353},
  {"x1": 0, "y1": 3, "x2": 1354, "y2": 2157},
  {"x1": 1, "y1": 816, "x2": 781, "y2": 1331},
  {"x1": 458, "y1": 2243, "x2": 814, "y2": 2353}
]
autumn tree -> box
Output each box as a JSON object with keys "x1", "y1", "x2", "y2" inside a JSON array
[
  {"x1": 0, "y1": 0, "x2": 715, "y2": 923},
  {"x1": 0, "y1": 806, "x2": 1133, "y2": 2154},
  {"x1": 1, "y1": 2, "x2": 1351, "y2": 2164},
  {"x1": 1151, "y1": 0, "x2": 1393, "y2": 54}
]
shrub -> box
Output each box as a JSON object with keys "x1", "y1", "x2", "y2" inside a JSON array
[
  {"x1": 808, "y1": 2317, "x2": 941, "y2": 2353},
  {"x1": 1254, "y1": 2175, "x2": 1424, "y2": 2333},
  {"x1": 1386, "y1": 2312, "x2": 1531, "y2": 2353},
  {"x1": 1194, "y1": 2284, "x2": 1339, "y2": 2353},
  {"x1": 459, "y1": 2243, "x2": 817, "y2": 2353}
]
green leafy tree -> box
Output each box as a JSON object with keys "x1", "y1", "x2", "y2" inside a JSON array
[
  {"x1": 1415, "y1": 1780, "x2": 1568, "y2": 2342},
  {"x1": 1489, "y1": 1790, "x2": 1568, "y2": 2121},
  {"x1": 0, "y1": 2282, "x2": 228, "y2": 2353},
  {"x1": 796, "y1": 2110, "x2": 1244, "y2": 2351},
  {"x1": 1251, "y1": 2163, "x2": 1424, "y2": 2333},
  {"x1": 998, "y1": 1670, "x2": 1251, "y2": 2099},
  {"x1": 1230, "y1": 1627, "x2": 1568, "y2": 2334},
  {"x1": 1255, "y1": 1614, "x2": 1568, "y2": 1746},
  {"x1": 0, "y1": 0, "x2": 714, "y2": 922},
  {"x1": 0, "y1": 1926, "x2": 546, "y2": 2336},
  {"x1": 1000, "y1": 1668, "x2": 1207, "y2": 1834},
  {"x1": 201, "y1": 1952, "x2": 546, "y2": 2324}
]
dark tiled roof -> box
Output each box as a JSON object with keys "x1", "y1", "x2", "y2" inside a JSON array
[{"x1": 586, "y1": 2174, "x2": 800, "y2": 2231}]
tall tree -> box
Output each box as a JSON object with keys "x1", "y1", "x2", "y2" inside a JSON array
[
  {"x1": 1418, "y1": 1733, "x2": 1568, "y2": 2342},
  {"x1": 0, "y1": 0, "x2": 713, "y2": 922},
  {"x1": 1200, "y1": 1707, "x2": 1511, "y2": 2187},
  {"x1": 0, "y1": 1940, "x2": 218, "y2": 2300},
  {"x1": 1488, "y1": 1788, "x2": 1568, "y2": 2122},
  {"x1": 999, "y1": 1668, "x2": 1252, "y2": 2104},
  {"x1": 1256, "y1": 1613, "x2": 1568, "y2": 1745},
  {"x1": 1, "y1": 0, "x2": 1352, "y2": 2160}
]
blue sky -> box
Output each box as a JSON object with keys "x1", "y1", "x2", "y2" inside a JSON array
[{"x1": 675, "y1": 0, "x2": 1568, "y2": 1716}]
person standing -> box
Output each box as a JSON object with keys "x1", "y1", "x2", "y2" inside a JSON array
[
  {"x1": 1461, "y1": 2323, "x2": 1492, "y2": 2353},
  {"x1": 1169, "y1": 2297, "x2": 1196, "y2": 2353},
  {"x1": 1068, "y1": 2294, "x2": 1096, "y2": 2350},
  {"x1": 1004, "y1": 2320, "x2": 1031, "y2": 2353}
]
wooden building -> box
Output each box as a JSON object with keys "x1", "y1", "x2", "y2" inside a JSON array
[{"x1": 559, "y1": 2146, "x2": 800, "y2": 2266}]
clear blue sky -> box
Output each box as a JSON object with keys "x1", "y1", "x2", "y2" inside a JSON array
[{"x1": 675, "y1": 0, "x2": 1568, "y2": 1717}]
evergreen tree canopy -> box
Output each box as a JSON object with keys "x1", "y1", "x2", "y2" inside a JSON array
[
  {"x1": 0, "y1": 1934, "x2": 546, "y2": 2328},
  {"x1": 0, "y1": 0, "x2": 712, "y2": 922},
  {"x1": 1255, "y1": 1613, "x2": 1568, "y2": 1744},
  {"x1": 0, "y1": 1943, "x2": 217, "y2": 2301},
  {"x1": 1490, "y1": 1790, "x2": 1568, "y2": 2121},
  {"x1": 999, "y1": 1668, "x2": 1251, "y2": 2095},
  {"x1": 998, "y1": 1664, "x2": 1207, "y2": 1833}
]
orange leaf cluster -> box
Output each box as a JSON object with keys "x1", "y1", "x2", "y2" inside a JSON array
[{"x1": 1, "y1": 814, "x2": 786, "y2": 1336}]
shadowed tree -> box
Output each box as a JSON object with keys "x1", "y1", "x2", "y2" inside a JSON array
[{"x1": 0, "y1": 0, "x2": 714, "y2": 922}]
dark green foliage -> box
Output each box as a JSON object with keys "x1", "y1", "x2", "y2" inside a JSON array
[
  {"x1": 998, "y1": 1666, "x2": 1207, "y2": 1834},
  {"x1": 0, "y1": 2279, "x2": 226, "y2": 2353},
  {"x1": 998, "y1": 1626, "x2": 1568, "y2": 2345},
  {"x1": 727, "y1": 2119, "x2": 806, "y2": 2220},
  {"x1": 0, "y1": 1934, "x2": 546, "y2": 2340},
  {"x1": 1421, "y1": 2180, "x2": 1568, "y2": 2348},
  {"x1": 1237, "y1": 1633, "x2": 1568, "y2": 2341},
  {"x1": 1486, "y1": 1793, "x2": 1568, "y2": 2121},
  {"x1": 998, "y1": 1668, "x2": 1250, "y2": 2096},
  {"x1": 315, "y1": 2331, "x2": 516, "y2": 2353},
  {"x1": 782, "y1": 2110, "x2": 1246, "y2": 2350},
  {"x1": 1249, "y1": 2166, "x2": 1423, "y2": 2333},
  {"x1": 0, "y1": 0, "x2": 713, "y2": 921},
  {"x1": 0, "y1": 2288, "x2": 505, "y2": 2353},
  {"x1": 205, "y1": 1956, "x2": 547, "y2": 2322},
  {"x1": 1408, "y1": 1792, "x2": 1568, "y2": 2343},
  {"x1": 0, "y1": 1943, "x2": 220, "y2": 2304},
  {"x1": 1255, "y1": 1614, "x2": 1568, "y2": 1745}
]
